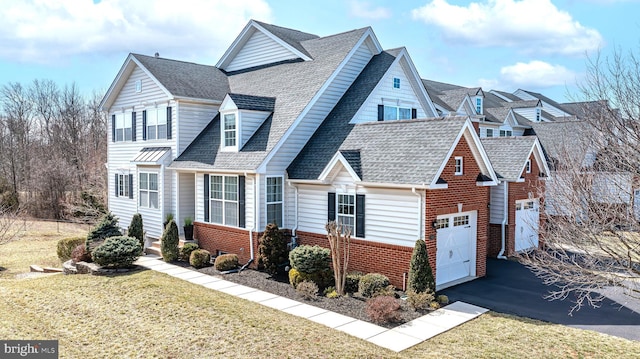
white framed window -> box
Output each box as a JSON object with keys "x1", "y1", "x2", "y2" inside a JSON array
[
  {"x1": 453, "y1": 215, "x2": 469, "y2": 226},
  {"x1": 145, "y1": 107, "x2": 167, "y2": 141},
  {"x1": 139, "y1": 172, "x2": 159, "y2": 209},
  {"x1": 435, "y1": 218, "x2": 449, "y2": 229},
  {"x1": 266, "y1": 177, "x2": 283, "y2": 226},
  {"x1": 393, "y1": 77, "x2": 400, "y2": 89},
  {"x1": 499, "y1": 129, "x2": 512, "y2": 137},
  {"x1": 383, "y1": 105, "x2": 411, "y2": 121},
  {"x1": 455, "y1": 156, "x2": 463, "y2": 175},
  {"x1": 118, "y1": 174, "x2": 129, "y2": 198},
  {"x1": 476, "y1": 97, "x2": 483, "y2": 115},
  {"x1": 210, "y1": 175, "x2": 238, "y2": 226},
  {"x1": 525, "y1": 159, "x2": 531, "y2": 174},
  {"x1": 536, "y1": 108, "x2": 541, "y2": 121},
  {"x1": 114, "y1": 113, "x2": 132, "y2": 142},
  {"x1": 223, "y1": 113, "x2": 237, "y2": 148},
  {"x1": 135, "y1": 79, "x2": 142, "y2": 93},
  {"x1": 337, "y1": 194, "x2": 355, "y2": 235},
  {"x1": 486, "y1": 128, "x2": 494, "y2": 137}
]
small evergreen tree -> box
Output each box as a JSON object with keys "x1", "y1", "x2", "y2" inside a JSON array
[
  {"x1": 258, "y1": 223, "x2": 288, "y2": 275},
  {"x1": 161, "y1": 219, "x2": 179, "y2": 262},
  {"x1": 86, "y1": 212, "x2": 122, "y2": 255},
  {"x1": 128, "y1": 213, "x2": 144, "y2": 249},
  {"x1": 408, "y1": 239, "x2": 435, "y2": 294}
]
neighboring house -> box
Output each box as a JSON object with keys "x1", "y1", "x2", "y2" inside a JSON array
[{"x1": 480, "y1": 137, "x2": 549, "y2": 256}]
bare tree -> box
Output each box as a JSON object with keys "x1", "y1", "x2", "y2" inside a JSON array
[
  {"x1": 326, "y1": 221, "x2": 351, "y2": 296},
  {"x1": 521, "y1": 48, "x2": 640, "y2": 312}
]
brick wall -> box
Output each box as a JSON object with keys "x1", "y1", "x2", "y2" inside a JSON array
[
  {"x1": 296, "y1": 231, "x2": 414, "y2": 289},
  {"x1": 194, "y1": 222, "x2": 260, "y2": 266},
  {"x1": 425, "y1": 136, "x2": 490, "y2": 280}
]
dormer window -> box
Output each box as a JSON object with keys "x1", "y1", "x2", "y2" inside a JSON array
[
  {"x1": 499, "y1": 129, "x2": 512, "y2": 137},
  {"x1": 393, "y1": 77, "x2": 400, "y2": 89},
  {"x1": 536, "y1": 108, "x2": 541, "y2": 121},
  {"x1": 223, "y1": 113, "x2": 237, "y2": 148},
  {"x1": 525, "y1": 159, "x2": 531, "y2": 173},
  {"x1": 476, "y1": 97, "x2": 483, "y2": 115}
]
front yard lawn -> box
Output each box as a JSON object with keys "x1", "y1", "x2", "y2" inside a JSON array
[{"x1": 1, "y1": 220, "x2": 639, "y2": 358}]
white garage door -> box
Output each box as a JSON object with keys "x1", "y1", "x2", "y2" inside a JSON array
[
  {"x1": 515, "y1": 199, "x2": 539, "y2": 252},
  {"x1": 435, "y1": 211, "x2": 477, "y2": 287}
]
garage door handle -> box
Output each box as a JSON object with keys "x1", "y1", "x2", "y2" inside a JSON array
[
  {"x1": 463, "y1": 260, "x2": 470, "y2": 263},
  {"x1": 464, "y1": 226, "x2": 471, "y2": 228}
]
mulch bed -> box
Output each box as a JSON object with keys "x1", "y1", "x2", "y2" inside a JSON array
[{"x1": 193, "y1": 265, "x2": 431, "y2": 328}]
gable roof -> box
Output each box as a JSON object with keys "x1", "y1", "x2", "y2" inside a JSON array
[
  {"x1": 481, "y1": 137, "x2": 548, "y2": 181},
  {"x1": 171, "y1": 26, "x2": 373, "y2": 171},
  {"x1": 528, "y1": 121, "x2": 600, "y2": 170},
  {"x1": 253, "y1": 20, "x2": 319, "y2": 59},
  {"x1": 100, "y1": 54, "x2": 229, "y2": 110}
]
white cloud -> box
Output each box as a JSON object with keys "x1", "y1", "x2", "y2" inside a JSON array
[
  {"x1": 349, "y1": 1, "x2": 391, "y2": 20},
  {"x1": 0, "y1": 0, "x2": 272, "y2": 64},
  {"x1": 411, "y1": 0, "x2": 603, "y2": 55},
  {"x1": 481, "y1": 60, "x2": 577, "y2": 89}
]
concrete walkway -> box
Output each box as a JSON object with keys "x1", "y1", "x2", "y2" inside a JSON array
[{"x1": 134, "y1": 255, "x2": 487, "y2": 353}]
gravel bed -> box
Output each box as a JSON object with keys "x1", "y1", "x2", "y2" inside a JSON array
[{"x1": 197, "y1": 266, "x2": 429, "y2": 328}]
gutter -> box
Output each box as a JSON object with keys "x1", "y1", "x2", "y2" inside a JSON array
[{"x1": 497, "y1": 181, "x2": 508, "y2": 259}]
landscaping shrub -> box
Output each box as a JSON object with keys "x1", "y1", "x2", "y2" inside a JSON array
[
  {"x1": 127, "y1": 213, "x2": 144, "y2": 249},
  {"x1": 92, "y1": 236, "x2": 142, "y2": 268},
  {"x1": 296, "y1": 280, "x2": 319, "y2": 301},
  {"x1": 358, "y1": 273, "x2": 391, "y2": 298},
  {"x1": 437, "y1": 294, "x2": 449, "y2": 305},
  {"x1": 366, "y1": 296, "x2": 402, "y2": 324},
  {"x1": 190, "y1": 249, "x2": 211, "y2": 269},
  {"x1": 71, "y1": 244, "x2": 91, "y2": 263},
  {"x1": 324, "y1": 286, "x2": 339, "y2": 298},
  {"x1": 179, "y1": 242, "x2": 199, "y2": 261},
  {"x1": 86, "y1": 212, "x2": 122, "y2": 256},
  {"x1": 214, "y1": 253, "x2": 238, "y2": 271},
  {"x1": 289, "y1": 245, "x2": 330, "y2": 274},
  {"x1": 258, "y1": 223, "x2": 289, "y2": 275},
  {"x1": 430, "y1": 301, "x2": 441, "y2": 310},
  {"x1": 345, "y1": 272, "x2": 364, "y2": 293},
  {"x1": 406, "y1": 290, "x2": 435, "y2": 311},
  {"x1": 408, "y1": 239, "x2": 435, "y2": 295},
  {"x1": 288, "y1": 267, "x2": 333, "y2": 290},
  {"x1": 160, "y1": 219, "x2": 179, "y2": 262},
  {"x1": 56, "y1": 237, "x2": 86, "y2": 261}
]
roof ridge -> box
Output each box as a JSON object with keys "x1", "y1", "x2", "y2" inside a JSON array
[
  {"x1": 132, "y1": 53, "x2": 213, "y2": 68},
  {"x1": 252, "y1": 20, "x2": 319, "y2": 39}
]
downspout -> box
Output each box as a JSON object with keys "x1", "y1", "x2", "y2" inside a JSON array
[
  {"x1": 287, "y1": 180, "x2": 299, "y2": 247},
  {"x1": 247, "y1": 172, "x2": 256, "y2": 261},
  {"x1": 497, "y1": 181, "x2": 508, "y2": 259},
  {"x1": 410, "y1": 187, "x2": 422, "y2": 292}
]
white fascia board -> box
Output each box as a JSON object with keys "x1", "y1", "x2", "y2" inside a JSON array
[
  {"x1": 398, "y1": 48, "x2": 438, "y2": 117},
  {"x1": 252, "y1": 22, "x2": 313, "y2": 61},
  {"x1": 532, "y1": 139, "x2": 551, "y2": 176},
  {"x1": 215, "y1": 21, "x2": 256, "y2": 69},
  {"x1": 130, "y1": 56, "x2": 174, "y2": 101},
  {"x1": 219, "y1": 94, "x2": 237, "y2": 112},
  {"x1": 456, "y1": 95, "x2": 474, "y2": 116},
  {"x1": 357, "y1": 181, "x2": 429, "y2": 190},
  {"x1": 257, "y1": 29, "x2": 376, "y2": 173},
  {"x1": 318, "y1": 152, "x2": 361, "y2": 182},
  {"x1": 174, "y1": 96, "x2": 222, "y2": 105},
  {"x1": 100, "y1": 54, "x2": 135, "y2": 111},
  {"x1": 476, "y1": 180, "x2": 498, "y2": 186},
  {"x1": 426, "y1": 183, "x2": 449, "y2": 190},
  {"x1": 287, "y1": 179, "x2": 326, "y2": 185}
]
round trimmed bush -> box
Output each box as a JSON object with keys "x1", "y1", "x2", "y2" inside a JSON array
[
  {"x1": 91, "y1": 236, "x2": 142, "y2": 268},
  {"x1": 288, "y1": 267, "x2": 333, "y2": 290},
  {"x1": 128, "y1": 213, "x2": 144, "y2": 249},
  {"x1": 359, "y1": 273, "x2": 391, "y2": 298},
  {"x1": 289, "y1": 245, "x2": 330, "y2": 273},
  {"x1": 161, "y1": 220, "x2": 179, "y2": 262},
  {"x1": 190, "y1": 249, "x2": 211, "y2": 269},
  {"x1": 179, "y1": 242, "x2": 199, "y2": 261},
  {"x1": 57, "y1": 237, "x2": 86, "y2": 261},
  {"x1": 214, "y1": 253, "x2": 238, "y2": 271}
]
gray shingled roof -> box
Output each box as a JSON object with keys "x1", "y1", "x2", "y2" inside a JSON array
[
  {"x1": 228, "y1": 93, "x2": 275, "y2": 112},
  {"x1": 492, "y1": 90, "x2": 521, "y2": 102},
  {"x1": 133, "y1": 54, "x2": 229, "y2": 101},
  {"x1": 528, "y1": 121, "x2": 599, "y2": 169},
  {"x1": 521, "y1": 90, "x2": 567, "y2": 111},
  {"x1": 254, "y1": 20, "x2": 319, "y2": 59},
  {"x1": 171, "y1": 27, "x2": 369, "y2": 171},
  {"x1": 483, "y1": 91, "x2": 509, "y2": 109},
  {"x1": 501, "y1": 99, "x2": 540, "y2": 109},
  {"x1": 481, "y1": 137, "x2": 536, "y2": 181},
  {"x1": 484, "y1": 107, "x2": 510, "y2": 123},
  {"x1": 422, "y1": 79, "x2": 464, "y2": 92}
]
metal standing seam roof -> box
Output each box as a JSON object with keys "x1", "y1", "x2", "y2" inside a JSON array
[
  {"x1": 170, "y1": 26, "x2": 370, "y2": 171},
  {"x1": 132, "y1": 147, "x2": 172, "y2": 163},
  {"x1": 480, "y1": 137, "x2": 537, "y2": 181}
]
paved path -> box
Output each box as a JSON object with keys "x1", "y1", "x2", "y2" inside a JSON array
[
  {"x1": 134, "y1": 255, "x2": 487, "y2": 352},
  {"x1": 442, "y1": 258, "x2": 640, "y2": 341}
]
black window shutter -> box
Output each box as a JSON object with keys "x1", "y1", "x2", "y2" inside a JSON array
[
  {"x1": 111, "y1": 115, "x2": 116, "y2": 142},
  {"x1": 166, "y1": 106, "x2": 172, "y2": 139},
  {"x1": 328, "y1": 192, "x2": 336, "y2": 222},
  {"x1": 356, "y1": 194, "x2": 365, "y2": 238},
  {"x1": 114, "y1": 174, "x2": 119, "y2": 197},
  {"x1": 128, "y1": 174, "x2": 133, "y2": 199},
  {"x1": 411, "y1": 108, "x2": 417, "y2": 119},
  {"x1": 142, "y1": 110, "x2": 147, "y2": 140},
  {"x1": 377, "y1": 105, "x2": 384, "y2": 121},
  {"x1": 238, "y1": 176, "x2": 245, "y2": 228},
  {"x1": 203, "y1": 174, "x2": 210, "y2": 222},
  {"x1": 131, "y1": 112, "x2": 137, "y2": 141}
]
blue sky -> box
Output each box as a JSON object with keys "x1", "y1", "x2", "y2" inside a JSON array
[{"x1": 1, "y1": 0, "x2": 638, "y2": 102}]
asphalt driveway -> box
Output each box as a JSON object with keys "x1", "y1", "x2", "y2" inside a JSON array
[{"x1": 441, "y1": 258, "x2": 640, "y2": 341}]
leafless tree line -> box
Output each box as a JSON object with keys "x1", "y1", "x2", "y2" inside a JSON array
[
  {"x1": 0, "y1": 79, "x2": 107, "y2": 222},
  {"x1": 520, "y1": 48, "x2": 640, "y2": 312}
]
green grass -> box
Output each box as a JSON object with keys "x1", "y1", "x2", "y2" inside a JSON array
[{"x1": 1, "y1": 221, "x2": 639, "y2": 358}]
